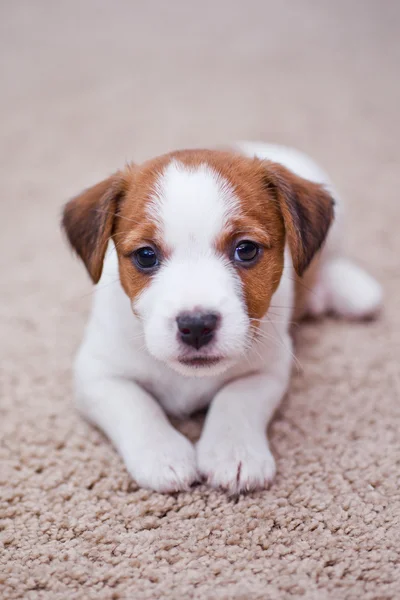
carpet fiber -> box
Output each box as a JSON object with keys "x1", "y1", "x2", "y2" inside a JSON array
[{"x1": 1, "y1": 1, "x2": 399, "y2": 598}]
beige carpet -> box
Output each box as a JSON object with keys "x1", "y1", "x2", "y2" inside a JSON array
[{"x1": 1, "y1": 1, "x2": 399, "y2": 598}]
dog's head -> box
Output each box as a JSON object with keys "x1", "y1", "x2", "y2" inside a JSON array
[{"x1": 63, "y1": 150, "x2": 334, "y2": 376}]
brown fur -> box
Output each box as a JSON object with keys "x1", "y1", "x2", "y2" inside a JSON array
[
  {"x1": 264, "y1": 162, "x2": 334, "y2": 276},
  {"x1": 113, "y1": 163, "x2": 165, "y2": 300},
  {"x1": 62, "y1": 174, "x2": 126, "y2": 283},
  {"x1": 62, "y1": 149, "x2": 334, "y2": 320}
]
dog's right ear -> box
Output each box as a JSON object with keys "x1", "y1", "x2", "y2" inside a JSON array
[{"x1": 62, "y1": 173, "x2": 125, "y2": 283}]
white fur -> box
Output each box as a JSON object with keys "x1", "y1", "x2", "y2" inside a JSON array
[
  {"x1": 74, "y1": 142, "x2": 382, "y2": 493},
  {"x1": 135, "y1": 160, "x2": 249, "y2": 374},
  {"x1": 149, "y1": 160, "x2": 240, "y2": 247}
]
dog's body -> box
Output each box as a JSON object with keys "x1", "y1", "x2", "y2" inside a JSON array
[{"x1": 63, "y1": 142, "x2": 382, "y2": 493}]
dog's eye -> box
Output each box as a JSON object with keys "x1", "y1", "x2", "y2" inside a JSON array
[
  {"x1": 234, "y1": 240, "x2": 260, "y2": 263},
  {"x1": 133, "y1": 247, "x2": 159, "y2": 270}
]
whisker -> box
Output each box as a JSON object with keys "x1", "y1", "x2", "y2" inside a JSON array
[
  {"x1": 258, "y1": 333, "x2": 302, "y2": 373},
  {"x1": 135, "y1": 342, "x2": 147, "y2": 352},
  {"x1": 243, "y1": 350, "x2": 254, "y2": 369},
  {"x1": 268, "y1": 304, "x2": 295, "y2": 310},
  {"x1": 249, "y1": 317, "x2": 299, "y2": 327},
  {"x1": 252, "y1": 320, "x2": 302, "y2": 373},
  {"x1": 285, "y1": 275, "x2": 317, "y2": 297},
  {"x1": 266, "y1": 315, "x2": 303, "y2": 372},
  {"x1": 130, "y1": 332, "x2": 145, "y2": 342},
  {"x1": 250, "y1": 344, "x2": 264, "y2": 364}
]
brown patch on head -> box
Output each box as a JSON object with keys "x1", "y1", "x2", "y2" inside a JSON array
[
  {"x1": 112, "y1": 160, "x2": 167, "y2": 301},
  {"x1": 162, "y1": 149, "x2": 334, "y2": 321},
  {"x1": 62, "y1": 157, "x2": 167, "y2": 302},
  {"x1": 62, "y1": 153, "x2": 179, "y2": 303},
  {"x1": 140, "y1": 149, "x2": 287, "y2": 320},
  {"x1": 208, "y1": 158, "x2": 286, "y2": 321},
  {"x1": 62, "y1": 148, "x2": 333, "y2": 319}
]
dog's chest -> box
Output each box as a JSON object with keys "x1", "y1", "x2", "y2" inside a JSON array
[{"x1": 137, "y1": 370, "x2": 224, "y2": 416}]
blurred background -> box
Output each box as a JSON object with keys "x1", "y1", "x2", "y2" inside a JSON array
[{"x1": 2, "y1": 1, "x2": 399, "y2": 182}]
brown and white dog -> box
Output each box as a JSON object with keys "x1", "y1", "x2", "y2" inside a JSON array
[{"x1": 62, "y1": 142, "x2": 382, "y2": 494}]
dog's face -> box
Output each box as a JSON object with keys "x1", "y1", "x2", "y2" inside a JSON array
[{"x1": 63, "y1": 150, "x2": 333, "y2": 376}]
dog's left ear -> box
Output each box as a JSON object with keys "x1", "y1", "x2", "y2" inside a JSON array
[
  {"x1": 62, "y1": 173, "x2": 125, "y2": 283},
  {"x1": 264, "y1": 162, "x2": 335, "y2": 276}
]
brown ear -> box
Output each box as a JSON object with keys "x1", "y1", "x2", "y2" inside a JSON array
[
  {"x1": 264, "y1": 162, "x2": 335, "y2": 276},
  {"x1": 62, "y1": 174, "x2": 124, "y2": 283}
]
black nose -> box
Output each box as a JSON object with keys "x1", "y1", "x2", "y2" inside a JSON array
[{"x1": 176, "y1": 312, "x2": 220, "y2": 350}]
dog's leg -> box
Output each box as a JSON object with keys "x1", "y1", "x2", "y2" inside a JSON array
[
  {"x1": 197, "y1": 342, "x2": 292, "y2": 494},
  {"x1": 76, "y1": 377, "x2": 198, "y2": 492},
  {"x1": 307, "y1": 257, "x2": 383, "y2": 320}
]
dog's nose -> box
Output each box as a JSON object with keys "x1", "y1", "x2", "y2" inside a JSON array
[{"x1": 176, "y1": 312, "x2": 220, "y2": 350}]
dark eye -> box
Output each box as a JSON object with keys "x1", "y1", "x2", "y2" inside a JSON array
[
  {"x1": 234, "y1": 240, "x2": 260, "y2": 263},
  {"x1": 133, "y1": 247, "x2": 159, "y2": 270}
]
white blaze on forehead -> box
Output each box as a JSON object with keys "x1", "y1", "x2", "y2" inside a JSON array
[{"x1": 148, "y1": 160, "x2": 239, "y2": 250}]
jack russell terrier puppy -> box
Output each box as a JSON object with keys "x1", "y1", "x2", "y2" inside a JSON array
[{"x1": 62, "y1": 142, "x2": 382, "y2": 494}]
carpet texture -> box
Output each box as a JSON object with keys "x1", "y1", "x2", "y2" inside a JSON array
[{"x1": 1, "y1": 1, "x2": 399, "y2": 598}]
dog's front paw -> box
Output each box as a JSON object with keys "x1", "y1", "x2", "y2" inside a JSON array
[
  {"x1": 197, "y1": 433, "x2": 276, "y2": 495},
  {"x1": 124, "y1": 432, "x2": 198, "y2": 493}
]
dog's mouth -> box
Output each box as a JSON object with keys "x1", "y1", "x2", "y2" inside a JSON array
[{"x1": 178, "y1": 356, "x2": 223, "y2": 368}]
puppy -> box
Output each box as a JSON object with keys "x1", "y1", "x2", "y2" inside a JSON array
[{"x1": 62, "y1": 142, "x2": 382, "y2": 494}]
